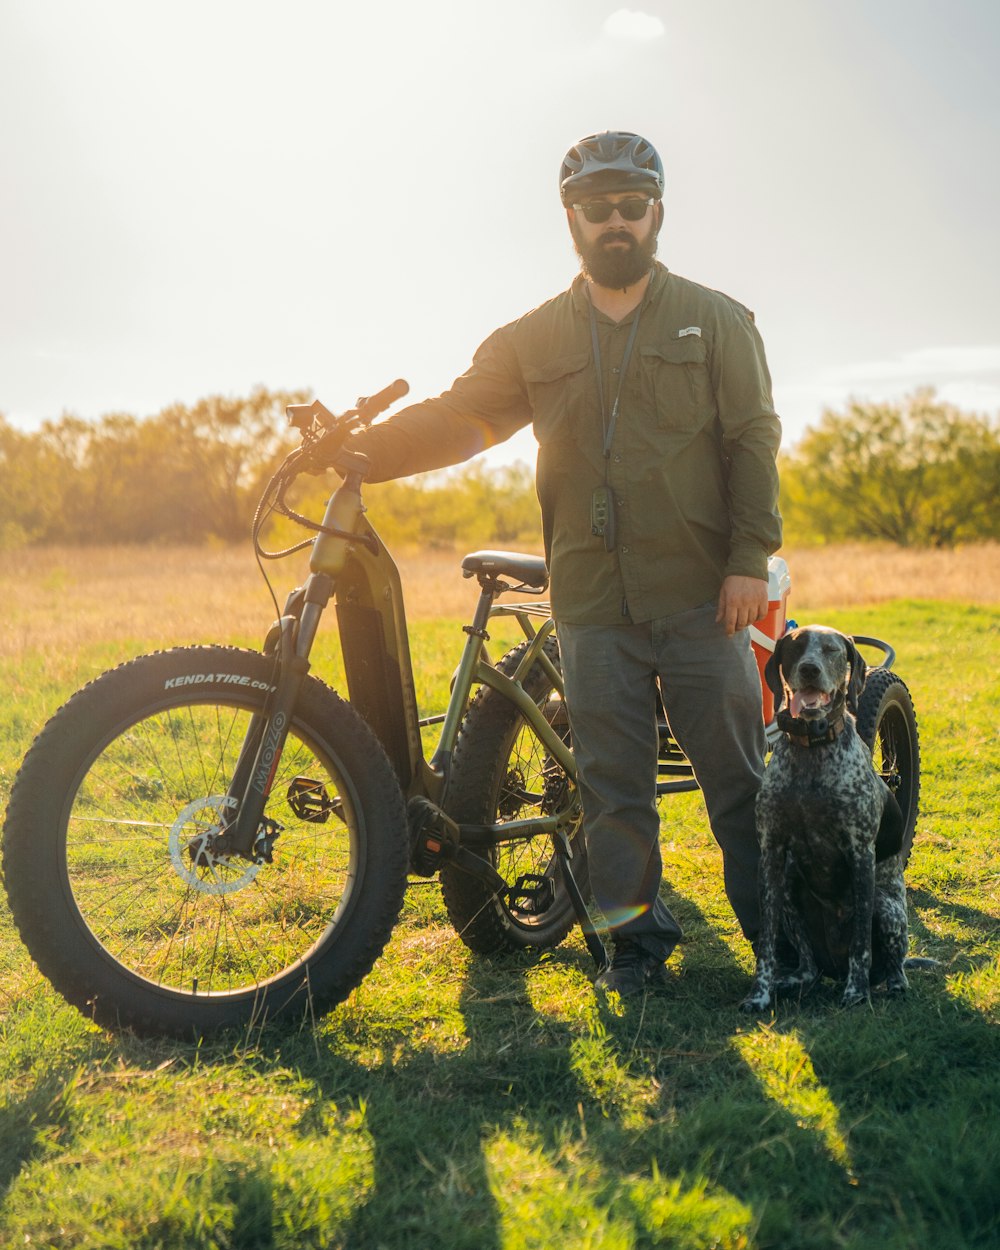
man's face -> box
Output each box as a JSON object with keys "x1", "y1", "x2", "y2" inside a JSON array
[{"x1": 568, "y1": 190, "x2": 660, "y2": 290}]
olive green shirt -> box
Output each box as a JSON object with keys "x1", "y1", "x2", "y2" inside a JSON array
[{"x1": 352, "y1": 262, "x2": 782, "y2": 624}]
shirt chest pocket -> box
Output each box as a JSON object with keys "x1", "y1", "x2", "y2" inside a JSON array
[
  {"x1": 523, "y1": 351, "x2": 592, "y2": 443},
  {"x1": 638, "y1": 337, "x2": 715, "y2": 429}
]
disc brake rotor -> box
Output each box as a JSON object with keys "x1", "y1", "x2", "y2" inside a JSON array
[{"x1": 168, "y1": 795, "x2": 262, "y2": 895}]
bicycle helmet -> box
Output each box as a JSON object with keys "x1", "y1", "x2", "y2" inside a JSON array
[{"x1": 559, "y1": 131, "x2": 664, "y2": 203}]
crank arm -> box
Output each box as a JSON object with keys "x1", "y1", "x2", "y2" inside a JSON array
[{"x1": 552, "y1": 827, "x2": 608, "y2": 970}]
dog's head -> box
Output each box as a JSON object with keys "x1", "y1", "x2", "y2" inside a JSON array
[{"x1": 765, "y1": 625, "x2": 867, "y2": 726}]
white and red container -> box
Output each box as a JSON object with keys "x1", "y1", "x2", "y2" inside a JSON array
[{"x1": 750, "y1": 555, "x2": 792, "y2": 723}]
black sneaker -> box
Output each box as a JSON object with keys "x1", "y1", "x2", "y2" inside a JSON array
[{"x1": 593, "y1": 939, "x2": 672, "y2": 997}]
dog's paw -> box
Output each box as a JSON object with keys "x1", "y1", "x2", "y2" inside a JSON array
[
  {"x1": 885, "y1": 969, "x2": 909, "y2": 995},
  {"x1": 840, "y1": 984, "x2": 871, "y2": 1009},
  {"x1": 775, "y1": 969, "x2": 820, "y2": 997},
  {"x1": 739, "y1": 991, "x2": 773, "y2": 1014}
]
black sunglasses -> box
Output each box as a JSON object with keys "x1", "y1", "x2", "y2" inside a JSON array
[{"x1": 572, "y1": 197, "x2": 655, "y2": 224}]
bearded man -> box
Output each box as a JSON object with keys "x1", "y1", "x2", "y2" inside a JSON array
[{"x1": 332, "y1": 131, "x2": 782, "y2": 995}]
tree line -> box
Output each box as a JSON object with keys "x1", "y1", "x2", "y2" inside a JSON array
[
  {"x1": 0, "y1": 388, "x2": 306, "y2": 548},
  {"x1": 779, "y1": 388, "x2": 999, "y2": 547},
  {"x1": 1, "y1": 386, "x2": 997, "y2": 551}
]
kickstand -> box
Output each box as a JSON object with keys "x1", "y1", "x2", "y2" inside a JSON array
[{"x1": 553, "y1": 828, "x2": 608, "y2": 970}]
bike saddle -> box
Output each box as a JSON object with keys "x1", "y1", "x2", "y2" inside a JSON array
[{"x1": 461, "y1": 550, "x2": 549, "y2": 590}]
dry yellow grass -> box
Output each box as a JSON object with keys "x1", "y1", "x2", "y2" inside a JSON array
[
  {"x1": 1, "y1": 541, "x2": 998, "y2": 660},
  {"x1": 776, "y1": 541, "x2": 1000, "y2": 612}
]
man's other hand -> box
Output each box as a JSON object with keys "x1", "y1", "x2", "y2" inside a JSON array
[{"x1": 716, "y1": 575, "x2": 769, "y2": 636}]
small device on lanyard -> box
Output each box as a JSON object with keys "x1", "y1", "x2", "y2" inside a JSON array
[
  {"x1": 587, "y1": 287, "x2": 643, "y2": 555},
  {"x1": 591, "y1": 485, "x2": 616, "y2": 550}
]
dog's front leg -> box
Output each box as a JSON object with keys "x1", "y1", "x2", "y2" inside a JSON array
[
  {"x1": 842, "y1": 845, "x2": 876, "y2": 1008},
  {"x1": 776, "y1": 894, "x2": 819, "y2": 995},
  {"x1": 740, "y1": 836, "x2": 784, "y2": 1013}
]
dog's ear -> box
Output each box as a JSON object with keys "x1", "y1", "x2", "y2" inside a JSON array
[
  {"x1": 765, "y1": 635, "x2": 789, "y2": 713},
  {"x1": 844, "y1": 636, "x2": 867, "y2": 715}
]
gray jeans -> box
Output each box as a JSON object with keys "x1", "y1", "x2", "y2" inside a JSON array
[{"x1": 558, "y1": 601, "x2": 766, "y2": 960}]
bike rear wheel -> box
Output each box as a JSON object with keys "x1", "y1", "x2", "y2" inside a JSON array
[
  {"x1": 441, "y1": 637, "x2": 587, "y2": 954},
  {"x1": 3, "y1": 646, "x2": 409, "y2": 1037},
  {"x1": 856, "y1": 669, "x2": 920, "y2": 864}
]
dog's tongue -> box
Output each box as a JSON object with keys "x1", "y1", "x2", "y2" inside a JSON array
[{"x1": 790, "y1": 688, "x2": 832, "y2": 718}]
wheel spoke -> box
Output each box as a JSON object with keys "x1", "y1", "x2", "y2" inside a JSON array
[{"x1": 64, "y1": 701, "x2": 357, "y2": 995}]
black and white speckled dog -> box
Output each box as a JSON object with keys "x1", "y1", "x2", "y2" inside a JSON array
[{"x1": 741, "y1": 625, "x2": 910, "y2": 1013}]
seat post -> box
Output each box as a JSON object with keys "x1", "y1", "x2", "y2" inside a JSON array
[{"x1": 467, "y1": 577, "x2": 502, "y2": 639}]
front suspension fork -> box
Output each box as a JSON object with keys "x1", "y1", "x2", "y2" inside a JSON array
[{"x1": 223, "y1": 574, "x2": 333, "y2": 858}]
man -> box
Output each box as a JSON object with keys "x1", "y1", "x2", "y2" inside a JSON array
[{"x1": 330, "y1": 131, "x2": 782, "y2": 995}]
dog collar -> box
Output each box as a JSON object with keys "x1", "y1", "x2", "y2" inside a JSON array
[{"x1": 776, "y1": 709, "x2": 848, "y2": 749}]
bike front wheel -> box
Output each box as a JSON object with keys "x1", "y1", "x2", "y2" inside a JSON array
[
  {"x1": 3, "y1": 646, "x2": 409, "y2": 1037},
  {"x1": 441, "y1": 637, "x2": 588, "y2": 954}
]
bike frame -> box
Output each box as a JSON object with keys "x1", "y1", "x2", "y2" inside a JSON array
[{"x1": 225, "y1": 460, "x2": 579, "y2": 871}]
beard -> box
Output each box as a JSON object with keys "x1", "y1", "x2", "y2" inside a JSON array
[{"x1": 571, "y1": 218, "x2": 658, "y2": 290}]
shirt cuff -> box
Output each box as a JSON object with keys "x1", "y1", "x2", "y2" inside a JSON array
[{"x1": 724, "y1": 545, "x2": 770, "y2": 583}]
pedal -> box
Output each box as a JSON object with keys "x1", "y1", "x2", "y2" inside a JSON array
[
  {"x1": 410, "y1": 831, "x2": 449, "y2": 876},
  {"x1": 506, "y1": 873, "x2": 555, "y2": 916},
  {"x1": 407, "y1": 796, "x2": 458, "y2": 876},
  {"x1": 286, "y1": 777, "x2": 342, "y2": 824}
]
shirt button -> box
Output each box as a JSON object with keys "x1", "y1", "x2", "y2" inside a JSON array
[
  {"x1": 613, "y1": 454, "x2": 622, "y2": 463},
  {"x1": 621, "y1": 546, "x2": 630, "y2": 554},
  {"x1": 617, "y1": 498, "x2": 625, "y2": 506},
  {"x1": 611, "y1": 366, "x2": 621, "y2": 374}
]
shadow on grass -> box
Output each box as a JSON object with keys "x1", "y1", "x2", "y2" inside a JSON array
[
  {"x1": 2, "y1": 876, "x2": 997, "y2": 1249},
  {"x1": 907, "y1": 886, "x2": 1000, "y2": 969},
  {"x1": 275, "y1": 887, "x2": 874, "y2": 1249},
  {"x1": 0, "y1": 1068, "x2": 77, "y2": 1203},
  {"x1": 724, "y1": 877, "x2": 1000, "y2": 1249}
]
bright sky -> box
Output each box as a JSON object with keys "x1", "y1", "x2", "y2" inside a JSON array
[{"x1": 3, "y1": 0, "x2": 999, "y2": 466}]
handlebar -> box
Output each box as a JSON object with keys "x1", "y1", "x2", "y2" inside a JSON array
[
  {"x1": 286, "y1": 378, "x2": 409, "y2": 434},
  {"x1": 357, "y1": 378, "x2": 409, "y2": 422},
  {"x1": 256, "y1": 380, "x2": 410, "y2": 561}
]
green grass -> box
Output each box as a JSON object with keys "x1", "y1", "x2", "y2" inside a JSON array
[{"x1": 1, "y1": 600, "x2": 999, "y2": 1248}]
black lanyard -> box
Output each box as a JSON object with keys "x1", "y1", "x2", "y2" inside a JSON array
[{"x1": 587, "y1": 291, "x2": 644, "y2": 460}]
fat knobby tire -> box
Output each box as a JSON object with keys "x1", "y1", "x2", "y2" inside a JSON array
[
  {"x1": 855, "y1": 668, "x2": 921, "y2": 864},
  {"x1": 2, "y1": 646, "x2": 409, "y2": 1038},
  {"x1": 441, "y1": 637, "x2": 587, "y2": 954}
]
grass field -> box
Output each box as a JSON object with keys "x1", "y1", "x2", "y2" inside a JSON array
[{"x1": 1, "y1": 544, "x2": 998, "y2": 1248}]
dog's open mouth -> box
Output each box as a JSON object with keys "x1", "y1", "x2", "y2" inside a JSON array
[{"x1": 788, "y1": 687, "x2": 833, "y2": 719}]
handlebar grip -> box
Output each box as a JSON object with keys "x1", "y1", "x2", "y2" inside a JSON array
[{"x1": 356, "y1": 378, "x2": 409, "y2": 422}]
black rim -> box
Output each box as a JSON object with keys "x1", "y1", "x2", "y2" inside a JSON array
[{"x1": 873, "y1": 701, "x2": 916, "y2": 831}]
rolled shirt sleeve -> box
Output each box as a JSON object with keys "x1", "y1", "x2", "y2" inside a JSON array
[{"x1": 710, "y1": 302, "x2": 783, "y2": 581}]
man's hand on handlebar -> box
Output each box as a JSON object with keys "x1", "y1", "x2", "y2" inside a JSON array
[
  {"x1": 303, "y1": 427, "x2": 352, "y2": 475},
  {"x1": 289, "y1": 379, "x2": 408, "y2": 478},
  {"x1": 303, "y1": 432, "x2": 372, "y2": 481}
]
